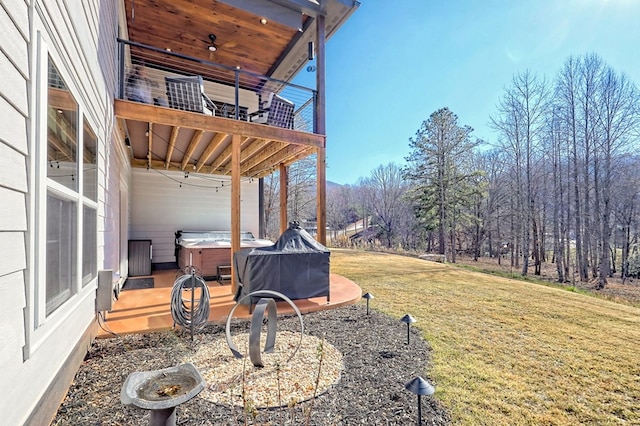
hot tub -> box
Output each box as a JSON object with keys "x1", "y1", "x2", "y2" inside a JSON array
[{"x1": 176, "y1": 231, "x2": 272, "y2": 279}]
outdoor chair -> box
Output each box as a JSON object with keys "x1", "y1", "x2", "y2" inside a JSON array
[
  {"x1": 248, "y1": 92, "x2": 295, "y2": 129},
  {"x1": 165, "y1": 75, "x2": 216, "y2": 115}
]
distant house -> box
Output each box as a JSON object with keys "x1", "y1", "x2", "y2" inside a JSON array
[{"x1": 0, "y1": 0, "x2": 359, "y2": 423}]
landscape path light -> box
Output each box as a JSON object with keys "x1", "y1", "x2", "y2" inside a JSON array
[
  {"x1": 404, "y1": 376, "x2": 435, "y2": 426},
  {"x1": 400, "y1": 314, "x2": 416, "y2": 345},
  {"x1": 362, "y1": 292, "x2": 374, "y2": 315}
]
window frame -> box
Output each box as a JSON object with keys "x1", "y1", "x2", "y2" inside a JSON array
[{"x1": 26, "y1": 32, "x2": 100, "y2": 354}]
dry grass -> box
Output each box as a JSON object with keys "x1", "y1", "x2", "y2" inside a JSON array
[{"x1": 331, "y1": 249, "x2": 640, "y2": 425}]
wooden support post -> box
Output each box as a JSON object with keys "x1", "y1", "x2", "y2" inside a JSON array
[
  {"x1": 231, "y1": 134, "x2": 241, "y2": 295},
  {"x1": 315, "y1": 14, "x2": 327, "y2": 245},
  {"x1": 280, "y1": 163, "x2": 288, "y2": 235}
]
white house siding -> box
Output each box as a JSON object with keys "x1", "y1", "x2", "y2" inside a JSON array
[
  {"x1": 0, "y1": 0, "x2": 32, "y2": 422},
  {"x1": 130, "y1": 168, "x2": 260, "y2": 264},
  {"x1": 103, "y1": 125, "x2": 130, "y2": 284},
  {"x1": 0, "y1": 0, "x2": 123, "y2": 423}
]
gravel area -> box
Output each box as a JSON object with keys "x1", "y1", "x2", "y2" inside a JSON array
[{"x1": 53, "y1": 305, "x2": 450, "y2": 425}]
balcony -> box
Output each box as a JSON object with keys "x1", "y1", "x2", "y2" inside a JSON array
[{"x1": 115, "y1": 39, "x2": 324, "y2": 178}]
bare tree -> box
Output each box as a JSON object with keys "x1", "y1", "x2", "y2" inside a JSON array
[
  {"x1": 491, "y1": 71, "x2": 549, "y2": 275},
  {"x1": 262, "y1": 156, "x2": 317, "y2": 239},
  {"x1": 593, "y1": 66, "x2": 639, "y2": 288},
  {"x1": 287, "y1": 156, "x2": 317, "y2": 224},
  {"x1": 555, "y1": 56, "x2": 589, "y2": 281},
  {"x1": 326, "y1": 184, "x2": 358, "y2": 242},
  {"x1": 359, "y1": 163, "x2": 408, "y2": 248},
  {"x1": 615, "y1": 155, "x2": 640, "y2": 281},
  {"x1": 263, "y1": 172, "x2": 280, "y2": 239}
]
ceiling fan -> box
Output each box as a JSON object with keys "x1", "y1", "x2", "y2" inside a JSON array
[{"x1": 204, "y1": 34, "x2": 237, "y2": 59}]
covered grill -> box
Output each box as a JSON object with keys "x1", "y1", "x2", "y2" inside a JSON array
[{"x1": 234, "y1": 223, "x2": 330, "y2": 305}]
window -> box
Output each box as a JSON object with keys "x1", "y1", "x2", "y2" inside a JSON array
[
  {"x1": 82, "y1": 119, "x2": 98, "y2": 287},
  {"x1": 47, "y1": 60, "x2": 78, "y2": 190},
  {"x1": 42, "y1": 57, "x2": 98, "y2": 317},
  {"x1": 46, "y1": 194, "x2": 77, "y2": 315},
  {"x1": 82, "y1": 204, "x2": 97, "y2": 286},
  {"x1": 83, "y1": 118, "x2": 97, "y2": 201}
]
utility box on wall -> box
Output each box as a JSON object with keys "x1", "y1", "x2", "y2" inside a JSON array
[
  {"x1": 128, "y1": 239, "x2": 152, "y2": 276},
  {"x1": 96, "y1": 269, "x2": 114, "y2": 312}
]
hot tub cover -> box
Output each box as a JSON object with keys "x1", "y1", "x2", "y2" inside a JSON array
[{"x1": 234, "y1": 223, "x2": 330, "y2": 304}]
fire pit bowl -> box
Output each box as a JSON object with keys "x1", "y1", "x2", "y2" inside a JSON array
[{"x1": 121, "y1": 363, "x2": 205, "y2": 425}]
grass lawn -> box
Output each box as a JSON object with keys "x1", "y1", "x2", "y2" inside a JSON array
[{"x1": 330, "y1": 249, "x2": 640, "y2": 425}]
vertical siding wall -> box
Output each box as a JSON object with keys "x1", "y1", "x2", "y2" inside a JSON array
[
  {"x1": 130, "y1": 168, "x2": 261, "y2": 264},
  {"x1": 0, "y1": 0, "x2": 30, "y2": 420},
  {"x1": 0, "y1": 0, "x2": 123, "y2": 423}
]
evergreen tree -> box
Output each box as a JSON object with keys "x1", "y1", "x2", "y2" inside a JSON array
[{"x1": 403, "y1": 108, "x2": 480, "y2": 261}]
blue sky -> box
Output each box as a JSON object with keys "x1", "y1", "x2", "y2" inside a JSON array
[{"x1": 298, "y1": 0, "x2": 640, "y2": 185}]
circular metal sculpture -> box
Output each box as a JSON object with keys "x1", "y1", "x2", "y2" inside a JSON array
[{"x1": 225, "y1": 290, "x2": 304, "y2": 367}]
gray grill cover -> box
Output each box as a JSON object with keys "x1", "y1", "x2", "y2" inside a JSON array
[{"x1": 234, "y1": 225, "x2": 330, "y2": 304}]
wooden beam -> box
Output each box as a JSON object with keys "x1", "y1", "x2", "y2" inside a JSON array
[
  {"x1": 196, "y1": 132, "x2": 228, "y2": 172},
  {"x1": 208, "y1": 136, "x2": 251, "y2": 174},
  {"x1": 252, "y1": 146, "x2": 314, "y2": 179},
  {"x1": 48, "y1": 107, "x2": 96, "y2": 164},
  {"x1": 165, "y1": 126, "x2": 181, "y2": 169},
  {"x1": 117, "y1": 118, "x2": 133, "y2": 159},
  {"x1": 47, "y1": 108, "x2": 76, "y2": 157},
  {"x1": 180, "y1": 129, "x2": 204, "y2": 171},
  {"x1": 243, "y1": 144, "x2": 307, "y2": 177},
  {"x1": 282, "y1": 146, "x2": 315, "y2": 167},
  {"x1": 237, "y1": 141, "x2": 287, "y2": 173},
  {"x1": 47, "y1": 133, "x2": 74, "y2": 163},
  {"x1": 115, "y1": 100, "x2": 325, "y2": 147},
  {"x1": 48, "y1": 87, "x2": 77, "y2": 111},
  {"x1": 231, "y1": 134, "x2": 242, "y2": 295},
  {"x1": 220, "y1": 138, "x2": 270, "y2": 175},
  {"x1": 279, "y1": 163, "x2": 288, "y2": 235},
  {"x1": 131, "y1": 158, "x2": 217, "y2": 173}
]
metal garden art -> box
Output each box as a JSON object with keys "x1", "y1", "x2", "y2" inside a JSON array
[{"x1": 226, "y1": 290, "x2": 304, "y2": 368}]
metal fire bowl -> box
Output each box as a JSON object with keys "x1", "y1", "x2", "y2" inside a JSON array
[{"x1": 121, "y1": 363, "x2": 206, "y2": 410}]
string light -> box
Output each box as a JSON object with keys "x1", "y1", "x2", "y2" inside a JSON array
[{"x1": 140, "y1": 133, "x2": 272, "y2": 189}]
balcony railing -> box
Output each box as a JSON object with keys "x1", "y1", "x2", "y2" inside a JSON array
[{"x1": 117, "y1": 38, "x2": 317, "y2": 134}]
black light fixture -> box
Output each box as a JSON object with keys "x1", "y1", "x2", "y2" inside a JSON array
[
  {"x1": 400, "y1": 314, "x2": 417, "y2": 345},
  {"x1": 405, "y1": 376, "x2": 435, "y2": 425},
  {"x1": 308, "y1": 41, "x2": 314, "y2": 60},
  {"x1": 207, "y1": 34, "x2": 217, "y2": 52},
  {"x1": 362, "y1": 292, "x2": 374, "y2": 315}
]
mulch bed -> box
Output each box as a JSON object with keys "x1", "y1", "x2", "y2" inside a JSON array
[{"x1": 53, "y1": 305, "x2": 450, "y2": 425}]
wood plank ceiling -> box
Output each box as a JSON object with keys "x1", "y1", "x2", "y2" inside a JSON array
[{"x1": 124, "y1": 0, "x2": 301, "y2": 87}]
